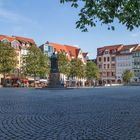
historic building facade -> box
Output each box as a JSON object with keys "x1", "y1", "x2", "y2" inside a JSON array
[
  {"x1": 132, "y1": 45, "x2": 140, "y2": 82},
  {"x1": 0, "y1": 35, "x2": 36, "y2": 84},
  {"x1": 116, "y1": 44, "x2": 137, "y2": 83},
  {"x1": 97, "y1": 45, "x2": 123, "y2": 85},
  {"x1": 97, "y1": 44, "x2": 140, "y2": 84}
]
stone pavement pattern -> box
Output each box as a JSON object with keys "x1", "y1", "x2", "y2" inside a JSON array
[{"x1": 0, "y1": 87, "x2": 140, "y2": 140}]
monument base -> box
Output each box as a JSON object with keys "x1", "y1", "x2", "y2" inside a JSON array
[{"x1": 47, "y1": 73, "x2": 65, "y2": 88}]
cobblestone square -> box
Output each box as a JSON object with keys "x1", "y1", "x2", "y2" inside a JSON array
[{"x1": 0, "y1": 87, "x2": 140, "y2": 140}]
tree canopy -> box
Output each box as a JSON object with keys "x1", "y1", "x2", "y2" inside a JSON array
[
  {"x1": 22, "y1": 46, "x2": 50, "y2": 83},
  {"x1": 86, "y1": 61, "x2": 99, "y2": 80},
  {"x1": 69, "y1": 58, "x2": 85, "y2": 79},
  {"x1": 57, "y1": 52, "x2": 70, "y2": 76},
  {"x1": 0, "y1": 42, "x2": 17, "y2": 82},
  {"x1": 60, "y1": 0, "x2": 140, "y2": 31},
  {"x1": 122, "y1": 69, "x2": 134, "y2": 83}
]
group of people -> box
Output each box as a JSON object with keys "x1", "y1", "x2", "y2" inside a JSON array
[
  {"x1": 1, "y1": 78, "x2": 29, "y2": 87},
  {"x1": 65, "y1": 80, "x2": 96, "y2": 88}
]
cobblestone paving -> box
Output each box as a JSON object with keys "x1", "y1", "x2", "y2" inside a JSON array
[{"x1": 0, "y1": 87, "x2": 140, "y2": 140}]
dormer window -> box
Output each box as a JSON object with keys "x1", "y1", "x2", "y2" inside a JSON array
[
  {"x1": 2, "y1": 39, "x2": 9, "y2": 43},
  {"x1": 112, "y1": 49, "x2": 116, "y2": 53},
  {"x1": 98, "y1": 50, "x2": 102, "y2": 55},
  {"x1": 104, "y1": 50, "x2": 109, "y2": 54},
  {"x1": 11, "y1": 41, "x2": 19, "y2": 49}
]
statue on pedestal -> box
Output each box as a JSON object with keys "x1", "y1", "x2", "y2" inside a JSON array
[
  {"x1": 50, "y1": 53, "x2": 59, "y2": 73},
  {"x1": 48, "y1": 53, "x2": 64, "y2": 88}
]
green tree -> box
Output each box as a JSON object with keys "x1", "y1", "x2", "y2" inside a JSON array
[
  {"x1": 60, "y1": 0, "x2": 140, "y2": 31},
  {"x1": 22, "y1": 45, "x2": 49, "y2": 87},
  {"x1": 86, "y1": 61, "x2": 99, "y2": 85},
  {"x1": 39, "y1": 53, "x2": 50, "y2": 78},
  {"x1": 76, "y1": 59, "x2": 85, "y2": 79},
  {"x1": 57, "y1": 52, "x2": 70, "y2": 76},
  {"x1": 69, "y1": 58, "x2": 85, "y2": 79},
  {"x1": 0, "y1": 42, "x2": 17, "y2": 86},
  {"x1": 122, "y1": 69, "x2": 134, "y2": 84}
]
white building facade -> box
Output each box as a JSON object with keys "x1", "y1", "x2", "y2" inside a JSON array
[
  {"x1": 116, "y1": 45, "x2": 137, "y2": 83},
  {"x1": 132, "y1": 45, "x2": 140, "y2": 82}
]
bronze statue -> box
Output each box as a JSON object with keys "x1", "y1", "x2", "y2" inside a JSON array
[{"x1": 50, "y1": 53, "x2": 59, "y2": 73}]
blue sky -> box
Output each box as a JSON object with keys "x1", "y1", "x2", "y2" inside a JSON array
[{"x1": 0, "y1": 0, "x2": 140, "y2": 58}]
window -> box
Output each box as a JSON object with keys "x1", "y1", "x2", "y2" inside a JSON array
[
  {"x1": 112, "y1": 72, "x2": 115, "y2": 76},
  {"x1": 107, "y1": 72, "x2": 110, "y2": 76},
  {"x1": 104, "y1": 64, "x2": 106, "y2": 69},
  {"x1": 107, "y1": 64, "x2": 110, "y2": 68},
  {"x1": 112, "y1": 49, "x2": 116, "y2": 53},
  {"x1": 98, "y1": 51, "x2": 102, "y2": 55},
  {"x1": 104, "y1": 50, "x2": 109, "y2": 54},
  {"x1": 104, "y1": 57, "x2": 106, "y2": 62},
  {"x1": 48, "y1": 46, "x2": 51, "y2": 52},
  {"x1": 111, "y1": 64, "x2": 115, "y2": 68},
  {"x1": 11, "y1": 41, "x2": 19, "y2": 49},
  {"x1": 98, "y1": 57, "x2": 101, "y2": 62},
  {"x1": 112, "y1": 57, "x2": 115, "y2": 61},
  {"x1": 107, "y1": 57, "x2": 110, "y2": 61}
]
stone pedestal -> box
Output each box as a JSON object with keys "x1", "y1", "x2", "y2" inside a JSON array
[{"x1": 47, "y1": 73, "x2": 64, "y2": 88}]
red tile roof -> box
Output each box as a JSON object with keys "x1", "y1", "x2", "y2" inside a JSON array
[
  {"x1": 97, "y1": 44, "x2": 123, "y2": 55},
  {"x1": 49, "y1": 42, "x2": 67, "y2": 52},
  {"x1": 47, "y1": 42, "x2": 81, "y2": 60},
  {"x1": 98, "y1": 44, "x2": 123, "y2": 51},
  {"x1": 0, "y1": 35, "x2": 5, "y2": 40},
  {"x1": 0, "y1": 35, "x2": 15, "y2": 42},
  {"x1": 121, "y1": 44, "x2": 138, "y2": 51},
  {"x1": 13, "y1": 36, "x2": 35, "y2": 44},
  {"x1": 133, "y1": 45, "x2": 140, "y2": 52},
  {"x1": 64, "y1": 45, "x2": 80, "y2": 59}
]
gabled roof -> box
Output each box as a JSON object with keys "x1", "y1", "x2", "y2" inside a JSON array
[
  {"x1": 121, "y1": 44, "x2": 138, "y2": 51},
  {"x1": 104, "y1": 44, "x2": 123, "y2": 48},
  {"x1": 0, "y1": 35, "x2": 6, "y2": 40},
  {"x1": 47, "y1": 42, "x2": 71, "y2": 60},
  {"x1": 64, "y1": 45, "x2": 80, "y2": 59},
  {"x1": 98, "y1": 44, "x2": 123, "y2": 50},
  {"x1": 46, "y1": 42, "x2": 82, "y2": 60},
  {"x1": 13, "y1": 36, "x2": 35, "y2": 44},
  {"x1": 97, "y1": 44, "x2": 123, "y2": 55},
  {"x1": 0, "y1": 35, "x2": 15, "y2": 42},
  {"x1": 49, "y1": 42, "x2": 67, "y2": 52},
  {"x1": 132, "y1": 44, "x2": 140, "y2": 52}
]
